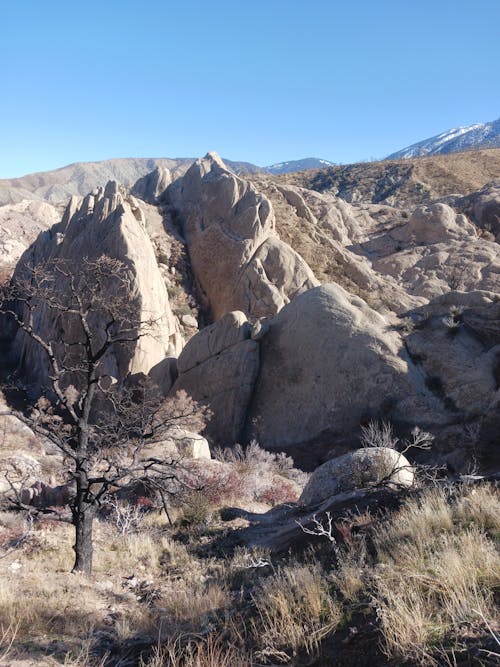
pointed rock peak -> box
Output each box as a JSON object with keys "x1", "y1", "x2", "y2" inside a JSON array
[
  {"x1": 104, "y1": 180, "x2": 120, "y2": 197},
  {"x1": 203, "y1": 151, "x2": 228, "y2": 170}
]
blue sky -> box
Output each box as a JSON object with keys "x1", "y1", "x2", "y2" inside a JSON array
[{"x1": 1, "y1": 0, "x2": 499, "y2": 178}]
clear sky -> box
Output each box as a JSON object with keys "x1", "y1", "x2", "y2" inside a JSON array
[{"x1": 1, "y1": 0, "x2": 499, "y2": 178}]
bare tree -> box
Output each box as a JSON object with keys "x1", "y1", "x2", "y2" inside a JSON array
[{"x1": 0, "y1": 255, "x2": 206, "y2": 575}]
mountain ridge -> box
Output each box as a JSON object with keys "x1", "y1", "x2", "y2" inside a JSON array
[
  {"x1": 0, "y1": 156, "x2": 335, "y2": 206},
  {"x1": 387, "y1": 117, "x2": 500, "y2": 159}
]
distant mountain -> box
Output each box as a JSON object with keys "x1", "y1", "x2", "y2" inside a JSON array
[
  {"x1": 264, "y1": 158, "x2": 336, "y2": 174},
  {"x1": 387, "y1": 118, "x2": 500, "y2": 159},
  {"x1": 0, "y1": 156, "x2": 337, "y2": 206},
  {"x1": 0, "y1": 157, "x2": 267, "y2": 206}
]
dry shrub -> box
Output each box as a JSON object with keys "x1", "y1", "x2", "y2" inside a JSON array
[
  {"x1": 251, "y1": 562, "x2": 342, "y2": 659},
  {"x1": 372, "y1": 486, "x2": 500, "y2": 664},
  {"x1": 215, "y1": 441, "x2": 308, "y2": 486},
  {"x1": 212, "y1": 442, "x2": 308, "y2": 510},
  {"x1": 256, "y1": 474, "x2": 301, "y2": 506}
]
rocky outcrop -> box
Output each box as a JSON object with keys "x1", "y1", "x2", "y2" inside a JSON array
[
  {"x1": 299, "y1": 447, "x2": 414, "y2": 505},
  {"x1": 456, "y1": 181, "x2": 500, "y2": 241},
  {"x1": 350, "y1": 203, "x2": 500, "y2": 300},
  {"x1": 131, "y1": 166, "x2": 172, "y2": 204},
  {"x1": 258, "y1": 178, "x2": 425, "y2": 314},
  {"x1": 399, "y1": 203, "x2": 477, "y2": 244},
  {"x1": 405, "y1": 291, "x2": 500, "y2": 421},
  {"x1": 172, "y1": 312, "x2": 259, "y2": 444},
  {"x1": 246, "y1": 284, "x2": 440, "y2": 458},
  {"x1": 0, "y1": 200, "x2": 60, "y2": 272},
  {"x1": 167, "y1": 153, "x2": 318, "y2": 321},
  {"x1": 9, "y1": 181, "x2": 183, "y2": 390},
  {"x1": 20, "y1": 480, "x2": 75, "y2": 507}
]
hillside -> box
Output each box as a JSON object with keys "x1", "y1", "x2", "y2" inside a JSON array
[
  {"x1": 0, "y1": 156, "x2": 336, "y2": 206},
  {"x1": 282, "y1": 148, "x2": 500, "y2": 208},
  {"x1": 388, "y1": 117, "x2": 500, "y2": 159},
  {"x1": 0, "y1": 157, "x2": 268, "y2": 207}
]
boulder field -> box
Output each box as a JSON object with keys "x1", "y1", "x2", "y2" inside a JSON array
[{"x1": 3, "y1": 153, "x2": 499, "y2": 471}]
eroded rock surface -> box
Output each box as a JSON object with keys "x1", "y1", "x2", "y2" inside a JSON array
[
  {"x1": 8, "y1": 181, "x2": 183, "y2": 391},
  {"x1": 172, "y1": 311, "x2": 260, "y2": 444},
  {"x1": 167, "y1": 153, "x2": 318, "y2": 321},
  {"x1": 247, "y1": 284, "x2": 440, "y2": 456}
]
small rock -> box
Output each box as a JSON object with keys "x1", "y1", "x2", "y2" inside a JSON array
[{"x1": 181, "y1": 314, "x2": 198, "y2": 328}]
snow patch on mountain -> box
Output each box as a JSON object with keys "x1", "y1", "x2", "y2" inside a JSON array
[
  {"x1": 264, "y1": 158, "x2": 336, "y2": 174},
  {"x1": 387, "y1": 118, "x2": 500, "y2": 159}
]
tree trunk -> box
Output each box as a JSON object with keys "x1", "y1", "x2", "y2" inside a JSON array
[{"x1": 72, "y1": 499, "x2": 95, "y2": 575}]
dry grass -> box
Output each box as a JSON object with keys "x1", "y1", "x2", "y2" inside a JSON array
[
  {"x1": 372, "y1": 485, "x2": 500, "y2": 664},
  {"x1": 375, "y1": 487, "x2": 454, "y2": 559},
  {"x1": 251, "y1": 562, "x2": 342, "y2": 659},
  {"x1": 454, "y1": 483, "x2": 500, "y2": 534},
  {"x1": 0, "y1": 481, "x2": 498, "y2": 665},
  {"x1": 141, "y1": 634, "x2": 252, "y2": 667}
]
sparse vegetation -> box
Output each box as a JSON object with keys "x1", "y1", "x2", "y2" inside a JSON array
[{"x1": 1, "y1": 480, "x2": 497, "y2": 665}]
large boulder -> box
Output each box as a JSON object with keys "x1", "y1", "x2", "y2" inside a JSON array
[
  {"x1": 398, "y1": 203, "x2": 477, "y2": 245},
  {"x1": 172, "y1": 311, "x2": 260, "y2": 444},
  {"x1": 8, "y1": 181, "x2": 183, "y2": 390},
  {"x1": 167, "y1": 152, "x2": 318, "y2": 320},
  {"x1": 299, "y1": 447, "x2": 414, "y2": 506},
  {"x1": 247, "y1": 284, "x2": 440, "y2": 458},
  {"x1": 131, "y1": 166, "x2": 172, "y2": 204}
]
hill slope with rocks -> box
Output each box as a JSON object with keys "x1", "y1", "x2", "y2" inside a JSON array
[
  {"x1": 2, "y1": 149, "x2": 499, "y2": 472},
  {"x1": 1, "y1": 147, "x2": 499, "y2": 667},
  {"x1": 284, "y1": 148, "x2": 500, "y2": 208}
]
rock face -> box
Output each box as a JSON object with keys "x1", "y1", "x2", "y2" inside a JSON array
[
  {"x1": 247, "y1": 284, "x2": 439, "y2": 455},
  {"x1": 351, "y1": 202, "x2": 500, "y2": 300},
  {"x1": 299, "y1": 447, "x2": 414, "y2": 506},
  {"x1": 456, "y1": 181, "x2": 500, "y2": 241},
  {"x1": 9, "y1": 181, "x2": 183, "y2": 390},
  {"x1": 172, "y1": 312, "x2": 259, "y2": 444},
  {"x1": 131, "y1": 166, "x2": 172, "y2": 204},
  {"x1": 0, "y1": 200, "x2": 60, "y2": 272},
  {"x1": 405, "y1": 291, "x2": 500, "y2": 420},
  {"x1": 167, "y1": 152, "x2": 318, "y2": 321}
]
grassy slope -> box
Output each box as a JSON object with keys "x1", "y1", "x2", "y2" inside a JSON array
[{"x1": 1, "y1": 481, "x2": 498, "y2": 666}]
